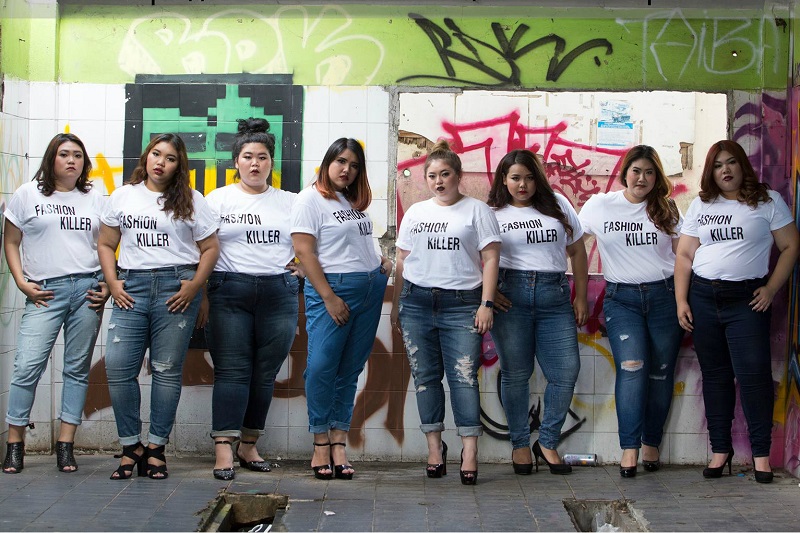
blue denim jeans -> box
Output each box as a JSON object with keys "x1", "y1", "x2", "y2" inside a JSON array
[
  {"x1": 491, "y1": 270, "x2": 580, "y2": 451},
  {"x1": 104, "y1": 266, "x2": 201, "y2": 446},
  {"x1": 6, "y1": 273, "x2": 103, "y2": 427},
  {"x1": 603, "y1": 276, "x2": 683, "y2": 450},
  {"x1": 206, "y1": 271, "x2": 299, "y2": 439},
  {"x1": 689, "y1": 274, "x2": 773, "y2": 457},
  {"x1": 303, "y1": 266, "x2": 387, "y2": 434},
  {"x1": 398, "y1": 280, "x2": 484, "y2": 437}
]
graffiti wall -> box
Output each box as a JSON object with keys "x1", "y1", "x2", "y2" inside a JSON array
[{"x1": 0, "y1": 3, "x2": 797, "y2": 469}]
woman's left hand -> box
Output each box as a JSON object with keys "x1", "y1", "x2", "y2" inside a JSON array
[
  {"x1": 380, "y1": 256, "x2": 393, "y2": 276},
  {"x1": 573, "y1": 298, "x2": 588, "y2": 327},
  {"x1": 475, "y1": 305, "x2": 493, "y2": 335},
  {"x1": 86, "y1": 281, "x2": 111, "y2": 310},
  {"x1": 166, "y1": 280, "x2": 201, "y2": 313},
  {"x1": 750, "y1": 285, "x2": 776, "y2": 312}
]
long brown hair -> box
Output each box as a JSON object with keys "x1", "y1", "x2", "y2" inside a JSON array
[
  {"x1": 619, "y1": 145, "x2": 679, "y2": 236},
  {"x1": 699, "y1": 140, "x2": 770, "y2": 208},
  {"x1": 129, "y1": 133, "x2": 194, "y2": 220},
  {"x1": 34, "y1": 133, "x2": 93, "y2": 197},
  {"x1": 487, "y1": 149, "x2": 573, "y2": 239},
  {"x1": 314, "y1": 138, "x2": 371, "y2": 212}
]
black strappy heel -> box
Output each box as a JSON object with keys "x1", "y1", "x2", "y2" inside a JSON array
[
  {"x1": 146, "y1": 444, "x2": 169, "y2": 480},
  {"x1": 426, "y1": 441, "x2": 448, "y2": 478},
  {"x1": 237, "y1": 440, "x2": 271, "y2": 472},
  {"x1": 56, "y1": 441, "x2": 78, "y2": 472},
  {"x1": 213, "y1": 440, "x2": 235, "y2": 480},
  {"x1": 311, "y1": 441, "x2": 333, "y2": 480},
  {"x1": 110, "y1": 442, "x2": 145, "y2": 480},
  {"x1": 331, "y1": 442, "x2": 354, "y2": 480},
  {"x1": 3, "y1": 442, "x2": 24, "y2": 474}
]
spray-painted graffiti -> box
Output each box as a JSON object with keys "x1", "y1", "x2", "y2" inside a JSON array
[
  {"x1": 398, "y1": 14, "x2": 613, "y2": 86},
  {"x1": 616, "y1": 10, "x2": 785, "y2": 82},
  {"x1": 118, "y1": 7, "x2": 385, "y2": 85}
]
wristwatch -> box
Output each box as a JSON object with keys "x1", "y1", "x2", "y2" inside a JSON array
[{"x1": 481, "y1": 300, "x2": 494, "y2": 308}]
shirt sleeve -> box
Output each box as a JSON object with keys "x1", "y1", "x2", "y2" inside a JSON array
[
  {"x1": 768, "y1": 191, "x2": 794, "y2": 231},
  {"x1": 558, "y1": 194, "x2": 584, "y2": 244},
  {"x1": 475, "y1": 203, "x2": 502, "y2": 250},
  {"x1": 290, "y1": 197, "x2": 321, "y2": 238},
  {"x1": 100, "y1": 188, "x2": 121, "y2": 227},
  {"x1": 191, "y1": 193, "x2": 219, "y2": 241},
  {"x1": 4, "y1": 185, "x2": 28, "y2": 229},
  {"x1": 681, "y1": 198, "x2": 700, "y2": 237},
  {"x1": 577, "y1": 195, "x2": 597, "y2": 236}
]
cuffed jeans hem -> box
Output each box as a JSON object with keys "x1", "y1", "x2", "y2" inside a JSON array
[
  {"x1": 456, "y1": 426, "x2": 483, "y2": 437},
  {"x1": 512, "y1": 441, "x2": 531, "y2": 450},
  {"x1": 119, "y1": 434, "x2": 142, "y2": 446},
  {"x1": 241, "y1": 427, "x2": 265, "y2": 439},
  {"x1": 58, "y1": 413, "x2": 83, "y2": 426},
  {"x1": 148, "y1": 433, "x2": 170, "y2": 446},
  {"x1": 5, "y1": 415, "x2": 30, "y2": 427},
  {"x1": 309, "y1": 424, "x2": 331, "y2": 434},
  {"x1": 420, "y1": 423, "x2": 445, "y2": 434},
  {"x1": 210, "y1": 430, "x2": 241, "y2": 439},
  {"x1": 641, "y1": 440, "x2": 661, "y2": 449}
]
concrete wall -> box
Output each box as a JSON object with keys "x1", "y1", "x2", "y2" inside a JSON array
[{"x1": 1, "y1": 1, "x2": 797, "y2": 473}]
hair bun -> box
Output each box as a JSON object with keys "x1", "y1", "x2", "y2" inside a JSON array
[
  {"x1": 236, "y1": 117, "x2": 270, "y2": 135},
  {"x1": 430, "y1": 139, "x2": 451, "y2": 153}
]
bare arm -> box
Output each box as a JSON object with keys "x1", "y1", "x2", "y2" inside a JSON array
[
  {"x1": 293, "y1": 232, "x2": 349, "y2": 326},
  {"x1": 3, "y1": 219, "x2": 54, "y2": 307},
  {"x1": 750, "y1": 222, "x2": 800, "y2": 312},
  {"x1": 390, "y1": 248, "x2": 409, "y2": 331},
  {"x1": 674, "y1": 235, "x2": 700, "y2": 332},
  {"x1": 166, "y1": 233, "x2": 220, "y2": 313},
  {"x1": 476, "y1": 242, "x2": 500, "y2": 335},
  {"x1": 567, "y1": 235, "x2": 589, "y2": 326},
  {"x1": 97, "y1": 223, "x2": 133, "y2": 309}
]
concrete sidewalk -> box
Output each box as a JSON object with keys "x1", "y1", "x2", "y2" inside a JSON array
[{"x1": 1, "y1": 453, "x2": 799, "y2": 532}]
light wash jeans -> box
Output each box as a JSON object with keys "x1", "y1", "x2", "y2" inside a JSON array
[
  {"x1": 398, "y1": 280, "x2": 484, "y2": 437},
  {"x1": 303, "y1": 267, "x2": 387, "y2": 434},
  {"x1": 6, "y1": 273, "x2": 103, "y2": 427},
  {"x1": 206, "y1": 271, "x2": 299, "y2": 439},
  {"x1": 491, "y1": 270, "x2": 580, "y2": 451},
  {"x1": 104, "y1": 266, "x2": 201, "y2": 446},
  {"x1": 603, "y1": 276, "x2": 683, "y2": 450}
]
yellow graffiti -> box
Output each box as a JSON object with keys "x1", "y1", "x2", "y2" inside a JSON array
[{"x1": 89, "y1": 153, "x2": 122, "y2": 194}]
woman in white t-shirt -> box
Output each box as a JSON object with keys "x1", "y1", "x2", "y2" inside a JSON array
[
  {"x1": 98, "y1": 133, "x2": 219, "y2": 480},
  {"x1": 488, "y1": 149, "x2": 587, "y2": 476},
  {"x1": 2, "y1": 133, "x2": 108, "y2": 475},
  {"x1": 675, "y1": 140, "x2": 799, "y2": 483},
  {"x1": 391, "y1": 140, "x2": 501, "y2": 485},
  {"x1": 204, "y1": 118, "x2": 299, "y2": 481},
  {"x1": 291, "y1": 138, "x2": 391, "y2": 481},
  {"x1": 579, "y1": 145, "x2": 684, "y2": 478}
]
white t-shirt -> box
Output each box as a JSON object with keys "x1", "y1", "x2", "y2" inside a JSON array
[
  {"x1": 4, "y1": 180, "x2": 105, "y2": 280},
  {"x1": 290, "y1": 185, "x2": 381, "y2": 273},
  {"x1": 579, "y1": 190, "x2": 682, "y2": 284},
  {"x1": 101, "y1": 182, "x2": 218, "y2": 270},
  {"x1": 495, "y1": 193, "x2": 584, "y2": 272},
  {"x1": 681, "y1": 190, "x2": 794, "y2": 281},
  {"x1": 206, "y1": 184, "x2": 297, "y2": 275},
  {"x1": 396, "y1": 196, "x2": 501, "y2": 290}
]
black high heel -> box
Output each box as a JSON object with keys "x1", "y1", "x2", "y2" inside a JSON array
[
  {"x1": 237, "y1": 440, "x2": 271, "y2": 472},
  {"x1": 56, "y1": 441, "x2": 78, "y2": 472},
  {"x1": 146, "y1": 444, "x2": 169, "y2": 480},
  {"x1": 213, "y1": 440, "x2": 235, "y2": 481},
  {"x1": 702, "y1": 449, "x2": 734, "y2": 478},
  {"x1": 110, "y1": 442, "x2": 145, "y2": 480},
  {"x1": 310, "y1": 441, "x2": 333, "y2": 480},
  {"x1": 642, "y1": 446, "x2": 660, "y2": 472},
  {"x1": 2, "y1": 442, "x2": 24, "y2": 474},
  {"x1": 426, "y1": 441, "x2": 447, "y2": 478},
  {"x1": 331, "y1": 442, "x2": 354, "y2": 480},
  {"x1": 532, "y1": 440, "x2": 572, "y2": 475},
  {"x1": 752, "y1": 456, "x2": 773, "y2": 484},
  {"x1": 512, "y1": 446, "x2": 533, "y2": 475},
  {"x1": 460, "y1": 449, "x2": 478, "y2": 485},
  {"x1": 619, "y1": 449, "x2": 638, "y2": 478}
]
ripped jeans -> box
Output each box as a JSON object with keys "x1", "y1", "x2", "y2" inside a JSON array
[
  {"x1": 603, "y1": 277, "x2": 684, "y2": 450},
  {"x1": 105, "y1": 266, "x2": 201, "y2": 446},
  {"x1": 398, "y1": 280, "x2": 483, "y2": 437}
]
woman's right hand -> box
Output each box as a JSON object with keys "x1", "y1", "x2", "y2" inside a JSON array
[
  {"x1": 677, "y1": 301, "x2": 693, "y2": 332},
  {"x1": 19, "y1": 281, "x2": 54, "y2": 308},
  {"x1": 109, "y1": 279, "x2": 134, "y2": 310},
  {"x1": 324, "y1": 294, "x2": 350, "y2": 326}
]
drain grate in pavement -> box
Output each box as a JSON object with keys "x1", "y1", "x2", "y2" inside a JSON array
[
  {"x1": 563, "y1": 498, "x2": 648, "y2": 532},
  {"x1": 197, "y1": 491, "x2": 289, "y2": 532}
]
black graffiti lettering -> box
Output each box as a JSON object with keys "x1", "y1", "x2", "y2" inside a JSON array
[{"x1": 399, "y1": 14, "x2": 613, "y2": 85}]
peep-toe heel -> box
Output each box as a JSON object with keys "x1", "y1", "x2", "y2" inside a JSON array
[
  {"x1": 2, "y1": 442, "x2": 24, "y2": 474},
  {"x1": 56, "y1": 441, "x2": 78, "y2": 472},
  {"x1": 110, "y1": 442, "x2": 146, "y2": 480},
  {"x1": 426, "y1": 441, "x2": 448, "y2": 478},
  {"x1": 146, "y1": 444, "x2": 169, "y2": 480},
  {"x1": 311, "y1": 441, "x2": 333, "y2": 480}
]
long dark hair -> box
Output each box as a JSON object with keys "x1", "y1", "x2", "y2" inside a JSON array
[
  {"x1": 699, "y1": 140, "x2": 770, "y2": 208},
  {"x1": 34, "y1": 133, "x2": 93, "y2": 196},
  {"x1": 232, "y1": 117, "x2": 276, "y2": 180},
  {"x1": 487, "y1": 149, "x2": 573, "y2": 239},
  {"x1": 129, "y1": 133, "x2": 194, "y2": 220},
  {"x1": 315, "y1": 138, "x2": 371, "y2": 212},
  {"x1": 618, "y1": 145, "x2": 680, "y2": 236}
]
